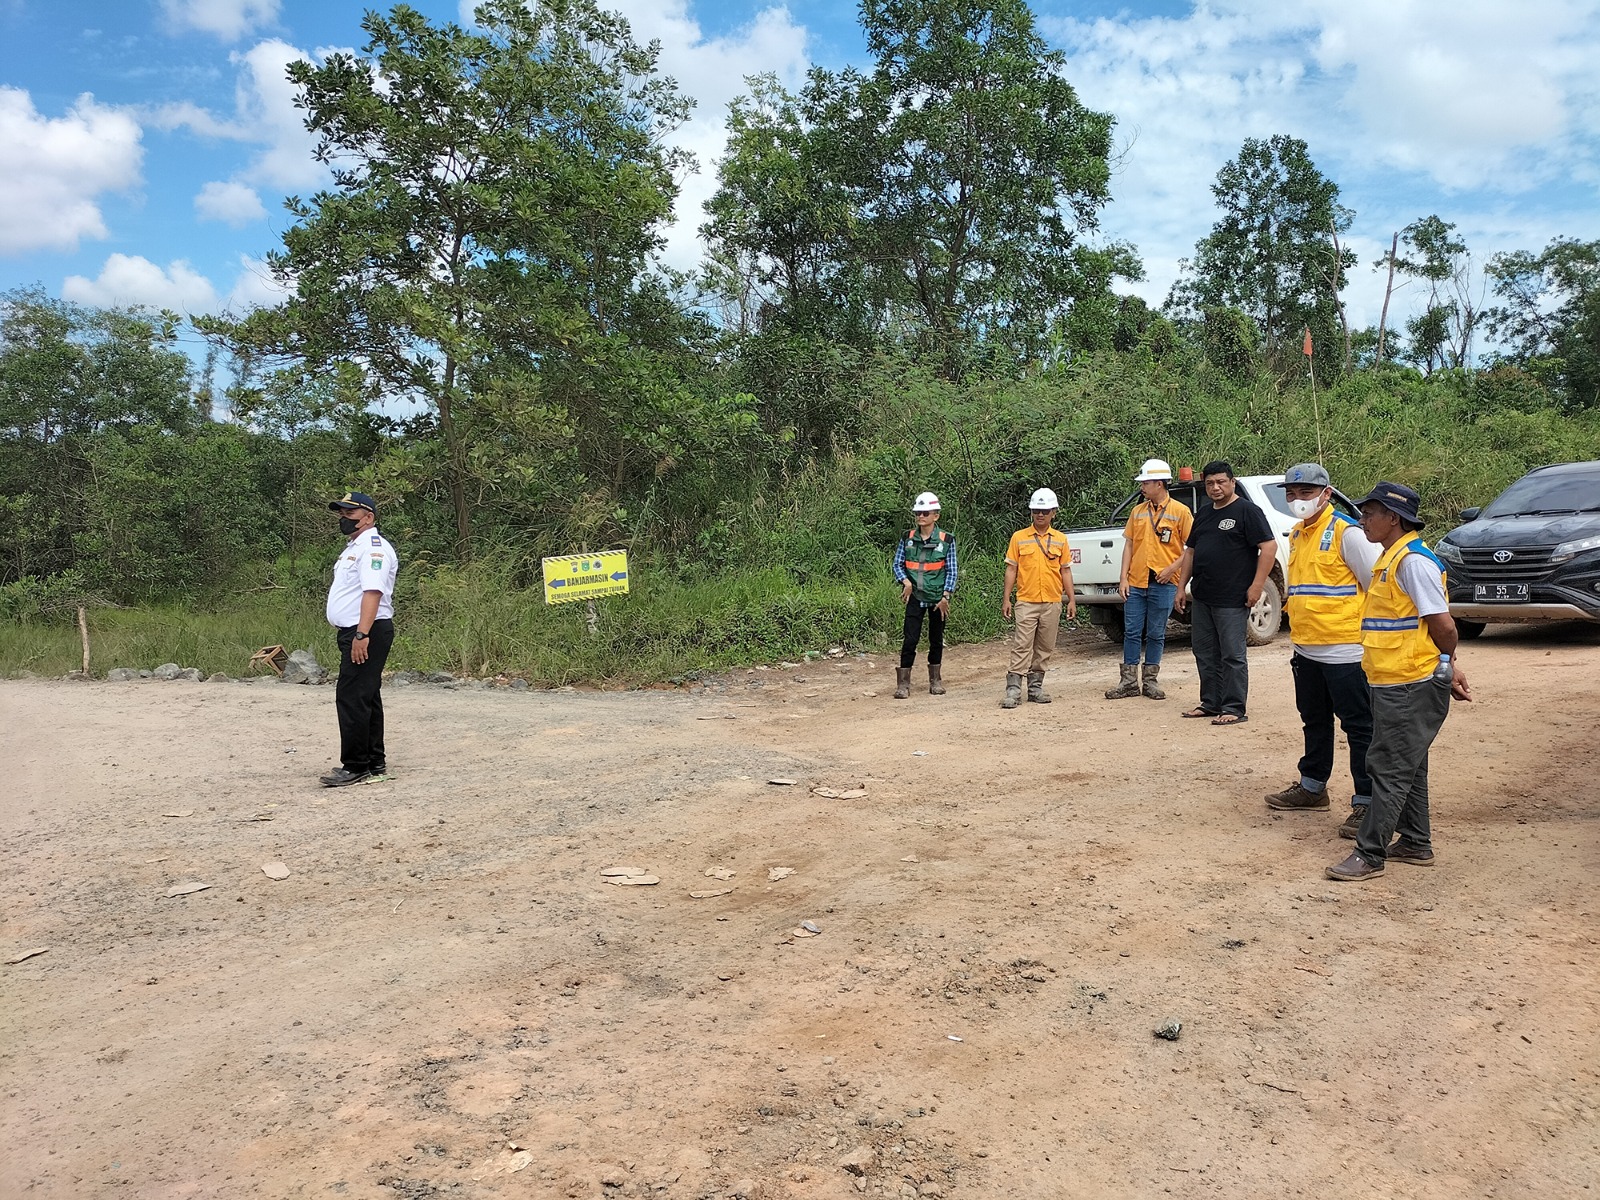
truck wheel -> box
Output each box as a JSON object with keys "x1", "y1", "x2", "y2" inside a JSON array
[
  {"x1": 1245, "y1": 576, "x2": 1284, "y2": 646},
  {"x1": 1456, "y1": 619, "x2": 1486, "y2": 640},
  {"x1": 1096, "y1": 607, "x2": 1125, "y2": 645}
]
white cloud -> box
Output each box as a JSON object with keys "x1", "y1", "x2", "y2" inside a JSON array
[
  {"x1": 0, "y1": 87, "x2": 143, "y2": 255},
  {"x1": 153, "y1": 38, "x2": 328, "y2": 192},
  {"x1": 160, "y1": 0, "x2": 280, "y2": 42},
  {"x1": 224, "y1": 253, "x2": 292, "y2": 310},
  {"x1": 195, "y1": 179, "x2": 267, "y2": 225},
  {"x1": 1041, "y1": 0, "x2": 1600, "y2": 330},
  {"x1": 60, "y1": 252, "x2": 290, "y2": 316},
  {"x1": 62, "y1": 254, "x2": 220, "y2": 313}
]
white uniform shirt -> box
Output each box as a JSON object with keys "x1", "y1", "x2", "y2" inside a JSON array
[
  {"x1": 1293, "y1": 523, "x2": 1383, "y2": 665},
  {"x1": 326, "y1": 527, "x2": 398, "y2": 628}
]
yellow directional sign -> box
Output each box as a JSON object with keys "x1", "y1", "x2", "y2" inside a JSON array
[{"x1": 542, "y1": 550, "x2": 630, "y2": 605}]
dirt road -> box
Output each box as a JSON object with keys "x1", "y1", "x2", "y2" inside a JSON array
[{"x1": 3, "y1": 625, "x2": 1597, "y2": 1199}]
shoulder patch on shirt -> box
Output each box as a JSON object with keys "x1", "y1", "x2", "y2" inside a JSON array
[
  {"x1": 371, "y1": 556, "x2": 384, "y2": 569},
  {"x1": 370, "y1": 535, "x2": 382, "y2": 546}
]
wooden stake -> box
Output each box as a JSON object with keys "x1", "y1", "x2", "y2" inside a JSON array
[{"x1": 77, "y1": 605, "x2": 90, "y2": 675}]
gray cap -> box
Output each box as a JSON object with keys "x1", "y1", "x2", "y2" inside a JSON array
[{"x1": 1271, "y1": 463, "x2": 1330, "y2": 488}]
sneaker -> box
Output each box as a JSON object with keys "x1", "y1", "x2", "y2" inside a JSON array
[
  {"x1": 1264, "y1": 782, "x2": 1330, "y2": 811},
  {"x1": 1325, "y1": 851, "x2": 1384, "y2": 882},
  {"x1": 362, "y1": 771, "x2": 391, "y2": 784},
  {"x1": 1337, "y1": 807, "x2": 1367, "y2": 839},
  {"x1": 1387, "y1": 839, "x2": 1434, "y2": 866},
  {"x1": 320, "y1": 768, "x2": 371, "y2": 788}
]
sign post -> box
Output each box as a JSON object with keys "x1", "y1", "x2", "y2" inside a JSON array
[{"x1": 542, "y1": 550, "x2": 630, "y2": 611}]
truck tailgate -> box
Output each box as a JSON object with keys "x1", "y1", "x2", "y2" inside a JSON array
[{"x1": 1070, "y1": 527, "x2": 1126, "y2": 600}]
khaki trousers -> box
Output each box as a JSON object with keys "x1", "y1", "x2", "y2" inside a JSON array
[{"x1": 1009, "y1": 601, "x2": 1061, "y2": 675}]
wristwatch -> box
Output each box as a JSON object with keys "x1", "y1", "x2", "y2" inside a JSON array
[{"x1": 354, "y1": 631, "x2": 370, "y2": 641}]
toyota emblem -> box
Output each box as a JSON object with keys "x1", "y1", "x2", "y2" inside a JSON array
[{"x1": 1492, "y1": 549, "x2": 1514, "y2": 563}]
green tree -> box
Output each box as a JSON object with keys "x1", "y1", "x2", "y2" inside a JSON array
[
  {"x1": 1486, "y1": 238, "x2": 1600, "y2": 408},
  {"x1": 703, "y1": 0, "x2": 1127, "y2": 380},
  {"x1": 1174, "y1": 135, "x2": 1353, "y2": 375},
  {"x1": 1374, "y1": 216, "x2": 1481, "y2": 374},
  {"x1": 202, "y1": 0, "x2": 699, "y2": 553},
  {"x1": 0, "y1": 290, "x2": 199, "y2": 586}
]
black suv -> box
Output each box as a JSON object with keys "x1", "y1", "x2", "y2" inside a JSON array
[{"x1": 1435, "y1": 461, "x2": 1600, "y2": 637}]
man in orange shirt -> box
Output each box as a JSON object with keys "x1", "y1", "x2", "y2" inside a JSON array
[
  {"x1": 1106, "y1": 458, "x2": 1193, "y2": 700},
  {"x1": 999, "y1": 487, "x2": 1077, "y2": 709}
]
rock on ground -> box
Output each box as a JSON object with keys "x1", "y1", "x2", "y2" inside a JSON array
[
  {"x1": 282, "y1": 649, "x2": 326, "y2": 685},
  {"x1": 152, "y1": 662, "x2": 182, "y2": 681}
]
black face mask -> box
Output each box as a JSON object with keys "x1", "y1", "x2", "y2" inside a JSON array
[{"x1": 338, "y1": 516, "x2": 359, "y2": 536}]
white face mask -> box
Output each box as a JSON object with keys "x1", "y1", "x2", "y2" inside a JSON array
[{"x1": 1287, "y1": 497, "x2": 1322, "y2": 520}]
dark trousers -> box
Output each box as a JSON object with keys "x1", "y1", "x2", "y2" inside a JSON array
[
  {"x1": 1290, "y1": 654, "x2": 1374, "y2": 805},
  {"x1": 1356, "y1": 677, "x2": 1451, "y2": 866},
  {"x1": 1190, "y1": 599, "x2": 1249, "y2": 716},
  {"x1": 900, "y1": 601, "x2": 945, "y2": 668},
  {"x1": 336, "y1": 618, "x2": 394, "y2": 774}
]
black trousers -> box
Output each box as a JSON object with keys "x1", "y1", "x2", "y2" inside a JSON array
[
  {"x1": 1190, "y1": 599, "x2": 1250, "y2": 716},
  {"x1": 900, "y1": 601, "x2": 945, "y2": 668},
  {"x1": 1290, "y1": 652, "x2": 1374, "y2": 804},
  {"x1": 336, "y1": 618, "x2": 394, "y2": 774}
]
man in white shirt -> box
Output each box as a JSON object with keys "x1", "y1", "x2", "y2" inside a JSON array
[{"x1": 322, "y1": 491, "x2": 399, "y2": 787}]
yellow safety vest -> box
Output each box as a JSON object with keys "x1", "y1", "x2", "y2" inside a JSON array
[
  {"x1": 1361, "y1": 535, "x2": 1446, "y2": 686},
  {"x1": 1285, "y1": 505, "x2": 1364, "y2": 645}
]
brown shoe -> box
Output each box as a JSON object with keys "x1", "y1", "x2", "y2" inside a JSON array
[
  {"x1": 1337, "y1": 807, "x2": 1367, "y2": 839},
  {"x1": 1387, "y1": 839, "x2": 1435, "y2": 866},
  {"x1": 893, "y1": 667, "x2": 911, "y2": 700},
  {"x1": 1325, "y1": 851, "x2": 1384, "y2": 881},
  {"x1": 1264, "y1": 782, "x2": 1329, "y2": 811}
]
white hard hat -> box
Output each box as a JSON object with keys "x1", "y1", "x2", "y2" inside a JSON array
[
  {"x1": 911, "y1": 491, "x2": 941, "y2": 512},
  {"x1": 1134, "y1": 458, "x2": 1173, "y2": 482},
  {"x1": 1029, "y1": 487, "x2": 1059, "y2": 510}
]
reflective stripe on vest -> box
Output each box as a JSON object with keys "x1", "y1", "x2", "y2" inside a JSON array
[
  {"x1": 1361, "y1": 535, "x2": 1445, "y2": 685},
  {"x1": 1285, "y1": 506, "x2": 1364, "y2": 645}
]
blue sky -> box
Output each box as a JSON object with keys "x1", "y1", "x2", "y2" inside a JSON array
[{"x1": 2, "y1": 0, "x2": 1598, "y2": 359}]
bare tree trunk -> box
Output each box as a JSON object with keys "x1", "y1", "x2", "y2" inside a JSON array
[
  {"x1": 77, "y1": 605, "x2": 90, "y2": 675},
  {"x1": 1326, "y1": 221, "x2": 1353, "y2": 372},
  {"x1": 1376, "y1": 232, "x2": 1398, "y2": 366},
  {"x1": 438, "y1": 354, "x2": 472, "y2": 555}
]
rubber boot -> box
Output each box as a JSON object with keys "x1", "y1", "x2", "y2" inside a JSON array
[
  {"x1": 894, "y1": 667, "x2": 912, "y2": 700},
  {"x1": 1000, "y1": 673, "x2": 1023, "y2": 709},
  {"x1": 1105, "y1": 662, "x2": 1140, "y2": 699},
  {"x1": 1142, "y1": 662, "x2": 1166, "y2": 700},
  {"x1": 928, "y1": 664, "x2": 946, "y2": 696},
  {"x1": 1027, "y1": 671, "x2": 1051, "y2": 703}
]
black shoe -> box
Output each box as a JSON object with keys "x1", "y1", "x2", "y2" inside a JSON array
[
  {"x1": 1264, "y1": 782, "x2": 1329, "y2": 811},
  {"x1": 1338, "y1": 807, "x2": 1367, "y2": 839},
  {"x1": 321, "y1": 768, "x2": 371, "y2": 788},
  {"x1": 1325, "y1": 851, "x2": 1384, "y2": 881}
]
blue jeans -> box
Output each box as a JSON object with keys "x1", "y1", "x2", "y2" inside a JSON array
[{"x1": 1123, "y1": 582, "x2": 1177, "y2": 665}]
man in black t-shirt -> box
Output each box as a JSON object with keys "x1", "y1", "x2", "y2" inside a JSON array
[{"x1": 1174, "y1": 461, "x2": 1276, "y2": 724}]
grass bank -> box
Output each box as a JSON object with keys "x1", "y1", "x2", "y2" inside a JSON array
[{"x1": 0, "y1": 556, "x2": 1018, "y2": 683}]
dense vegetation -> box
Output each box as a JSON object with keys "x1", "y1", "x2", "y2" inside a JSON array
[{"x1": 4, "y1": 0, "x2": 1599, "y2": 681}]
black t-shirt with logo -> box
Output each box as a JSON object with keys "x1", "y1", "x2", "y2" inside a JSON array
[{"x1": 1187, "y1": 496, "x2": 1274, "y2": 607}]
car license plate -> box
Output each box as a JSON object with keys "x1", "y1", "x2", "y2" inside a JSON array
[{"x1": 1473, "y1": 583, "x2": 1529, "y2": 603}]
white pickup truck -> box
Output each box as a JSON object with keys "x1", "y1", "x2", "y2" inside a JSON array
[{"x1": 1069, "y1": 473, "x2": 1360, "y2": 646}]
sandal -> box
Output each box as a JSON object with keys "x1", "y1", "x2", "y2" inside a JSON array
[
  {"x1": 1181, "y1": 707, "x2": 1214, "y2": 718},
  {"x1": 1211, "y1": 713, "x2": 1248, "y2": 726}
]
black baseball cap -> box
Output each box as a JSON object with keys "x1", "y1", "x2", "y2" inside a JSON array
[
  {"x1": 328, "y1": 491, "x2": 376, "y2": 514},
  {"x1": 1355, "y1": 481, "x2": 1424, "y2": 529}
]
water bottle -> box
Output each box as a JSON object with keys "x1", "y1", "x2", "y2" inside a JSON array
[{"x1": 1433, "y1": 652, "x2": 1453, "y2": 685}]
